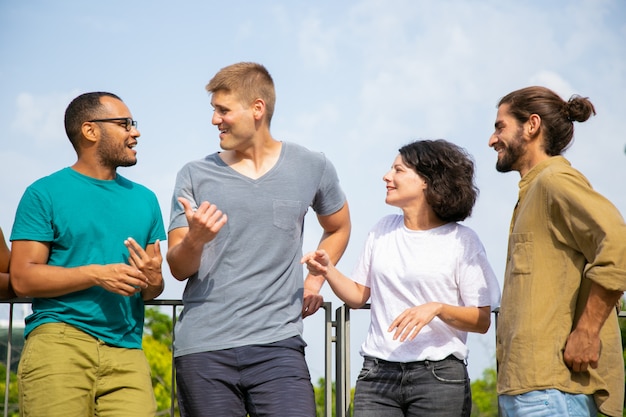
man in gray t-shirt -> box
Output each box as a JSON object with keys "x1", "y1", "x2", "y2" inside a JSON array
[{"x1": 167, "y1": 62, "x2": 351, "y2": 417}]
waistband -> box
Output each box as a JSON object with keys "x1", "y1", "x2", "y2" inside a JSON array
[{"x1": 364, "y1": 354, "x2": 466, "y2": 366}]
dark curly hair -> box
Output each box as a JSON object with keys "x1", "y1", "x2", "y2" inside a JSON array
[
  {"x1": 399, "y1": 139, "x2": 478, "y2": 222},
  {"x1": 498, "y1": 86, "x2": 596, "y2": 156}
]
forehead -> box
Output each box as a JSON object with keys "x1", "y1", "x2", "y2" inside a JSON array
[
  {"x1": 391, "y1": 154, "x2": 408, "y2": 167},
  {"x1": 495, "y1": 103, "x2": 514, "y2": 120},
  {"x1": 99, "y1": 96, "x2": 130, "y2": 116},
  {"x1": 210, "y1": 90, "x2": 245, "y2": 108},
  {"x1": 495, "y1": 103, "x2": 518, "y2": 127}
]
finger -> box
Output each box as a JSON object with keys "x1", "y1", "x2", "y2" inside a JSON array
[
  {"x1": 407, "y1": 322, "x2": 425, "y2": 341},
  {"x1": 147, "y1": 239, "x2": 163, "y2": 262},
  {"x1": 388, "y1": 314, "x2": 406, "y2": 332},
  {"x1": 127, "y1": 237, "x2": 151, "y2": 257},
  {"x1": 178, "y1": 197, "x2": 196, "y2": 218},
  {"x1": 211, "y1": 212, "x2": 228, "y2": 231}
]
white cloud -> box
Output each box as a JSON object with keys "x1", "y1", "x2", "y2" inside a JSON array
[{"x1": 11, "y1": 91, "x2": 78, "y2": 146}]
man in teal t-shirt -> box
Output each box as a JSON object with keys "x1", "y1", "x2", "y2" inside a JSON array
[{"x1": 10, "y1": 92, "x2": 166, "y2": 417}]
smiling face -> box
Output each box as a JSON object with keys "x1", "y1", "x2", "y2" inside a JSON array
[
  {"x1": 489, "y1": 104, "x2": 527, "y2": 173},
  {"x1": 383, "y1": 154, "x2": 428, "y2": 210},
  {"x1": 210, "y1": 90, "x2": 257, "y2": 151},
  {"x1": 94, "y1": 96, "x2": 140, "y2": 169}
]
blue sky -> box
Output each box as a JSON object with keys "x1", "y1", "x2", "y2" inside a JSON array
[{"x1": 1, "y1": 0, "x2": 625, "y2": 383}]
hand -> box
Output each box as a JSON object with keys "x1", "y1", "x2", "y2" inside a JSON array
[
  {"x1": 563, "y1": 328, "x2": 601, "y2": 372},
  {"x1": 302, "y1": 288, "x2": 324, "y2": 318},
  {"x1": 94, "y1": 263, "x2": 148, "y2": 296},
  {"x1": 388, "y1": 303, "x2": 441, "y2": 342},
  {"x1": 179, "y1": 197, "x2": 227, "y2": 245},
  {"x1": 125, "y1": 237, "x2": 163, "y2": 288},
  {"x1": 301, "y1": 250, "x2": 331, "y2": 276}
]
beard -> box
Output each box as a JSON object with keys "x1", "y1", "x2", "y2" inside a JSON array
[
  {"x1": 496, "y1": 128, "x2": 525, "y2": 173},
  {"x1": 97, "y1": 130, "x2": 137, "y2": 169}
]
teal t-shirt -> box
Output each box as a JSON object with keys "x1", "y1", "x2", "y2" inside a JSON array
[{"x1": 11, "y1": 167, "x2": 166, "y2": 348}]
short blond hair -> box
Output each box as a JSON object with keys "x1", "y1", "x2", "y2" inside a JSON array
[{"x1": 206, "y1": 62, "x2": 276, "y2": 125}]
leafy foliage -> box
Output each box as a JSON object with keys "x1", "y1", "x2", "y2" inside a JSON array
[
  {"x1": 0, "y1": 361, "x2": 18, "y2": 417},
  {"x1": 143, "y1": 307, "x2": 179, "y2": 416},
  {"x1": 470, "y1": 368, "x2": 498, "y2": 417}
]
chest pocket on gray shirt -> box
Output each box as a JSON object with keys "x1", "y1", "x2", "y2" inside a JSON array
[{"x1": 273, "y1": 199, "x2": 302, "y2": 232}]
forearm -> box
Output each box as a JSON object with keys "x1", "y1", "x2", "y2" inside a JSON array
[
  {"x1": 166, "y1": 236, "x2": 204, "y2": 280},
  {"x1": 307, "y1": 211, "x2": 350, "y2": 294},
  {"x1": 12, "y1": 263, "x2": 99, "y2": 298},
  {"x1": 437, "y1": 304, "x2": 491, "y2": 334},
  {"x1": 573, "y1": 281, "x2": 623, "y2": 337},
  {"x1": 324, "y1": 264, "x2": 369, "y2": 309},
  {"x1": 0, "y1": 272, "x2": 16, "y2": 299},
  {"x1": 141, "y1": 277, "x2": 164, "y2": 301},
  {"x1": 316, "y1": 203, "x2": 351, "y2": 265}
]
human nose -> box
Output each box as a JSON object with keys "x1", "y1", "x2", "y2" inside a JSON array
[
  {"x1": 211, "y1": 111, "x2": 221, "y2": 126},
  {"x1": 488, "y1": 133, "x2": 497, "y2": 147},
  {"x1": 382, "y1": 170, "x2": 392, "y2": 183}
]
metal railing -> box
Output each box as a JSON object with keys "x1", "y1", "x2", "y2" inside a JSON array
[
  {"x1": 0, "y1": 299, "x2": 339, "y2": 417},
  {"x1": 1, "y1": 299, "x2": 625, "y2": 417}
]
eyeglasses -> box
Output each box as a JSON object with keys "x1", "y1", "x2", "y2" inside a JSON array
[{"x1": 88, "y1": 117, "x2": 138, "y2": 132}]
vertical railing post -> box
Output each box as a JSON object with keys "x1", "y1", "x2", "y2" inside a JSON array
[
  {"x1": 2, "y1": 302, "x2": 13, "y2": 417},
  {"x1": 170, "y1": 303, "x2": 177, "y2": 417},
  {"x1": 335, "y1": 304, "x2": 351, "y2": 417},
  {"x1": 322, "y1": 302, "x2": 333, "y2": 417}
]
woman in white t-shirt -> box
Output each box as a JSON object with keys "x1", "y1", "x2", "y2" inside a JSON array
[{"x1": 302, "y1": 139, "x2": 501, "y2": 417}]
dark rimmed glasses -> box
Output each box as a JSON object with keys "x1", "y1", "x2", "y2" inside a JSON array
[{"x1": 88, "y1": 117, "x2": 138, "y2": 131}]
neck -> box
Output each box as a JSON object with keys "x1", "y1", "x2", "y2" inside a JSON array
[
  {"x1": 220, "y1": 137, "x2": 282, "y2": 179},
  {"x1": 71, "y1": 160, "x2": 117, "y2": 180},
  {"x1": 402, "y1": 207, "x2": 446, "y2": 231}
]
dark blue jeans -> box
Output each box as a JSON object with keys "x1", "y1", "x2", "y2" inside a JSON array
[
  {"x1": 175, "y1": 336, "x2": 316, "y2": 417},
  {"x1": 353, "y1": 355, "x2": 471, "y2": 417}
]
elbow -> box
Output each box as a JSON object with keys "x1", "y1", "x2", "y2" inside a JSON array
[
  {"x1": 345, "y1": 295, "x2": 369, "y2": 310},
  {"x1": 476, "y1": 316, "x2": 492, "y2": 334},
  {"x1": 168, "y1": 268, "x2": 191, "y2": 282},
  {"x1": 165, "y1": 254, "x2": 192, "y2": 282},
  {"x1": 9, "y1": 273, "x2": 30, "y2": 298},
  {"x1": 346, "y1": 301, "x2": 366, "y2": 310},
  {"x1": 0, "y1": 273, "x2": 17, "y2": 299}
]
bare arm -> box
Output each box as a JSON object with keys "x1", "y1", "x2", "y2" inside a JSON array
[
  {"x1": 564, "y1": 281, "x2": 624, "y2": 372},
  {"x1": 166, "y1": 197, "x2": 227, "y2": 281},
  {"x1": 0, "y1": 228, "x2": 9, "y2": 272},
  {"x1": 389, "y1": 304, "x2": 492, "y2": 342},
  {"x1": 11, "y1": 240, "x2": 150, "y2": 298},
  {"x1": 302, "y1": 202, "x2": 351, "y2": 317},
  {"x1": 0, "y1": 228, "x2": 15, "y2": 299},
  {"x1": 302, "y1": 248, "x2": 370, "y2": 310}
]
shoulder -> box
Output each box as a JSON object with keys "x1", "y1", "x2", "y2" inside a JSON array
[
  {"x1": 448, "y1": 223, "x2": 483, "y2": 245},
  {"x1": 23, "y1": 168, "x2": 72, "y2": 194},
  {"x1": 371, "y1": 214, "x2": 403, "y2": 232},
  {"x1": 181, "y1": 153, "x2": 221, "y2": 170},
  {"x1": 535, "y1": 157, "x2": 591, "y2": 189},
  {"x1": 283, "y1": 142, "x2": 329, "y2": 164}
]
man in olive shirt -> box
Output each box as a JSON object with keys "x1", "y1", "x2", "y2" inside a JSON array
[{"x1": 489, "y1": 86, "x2": 625, "y2": 417}]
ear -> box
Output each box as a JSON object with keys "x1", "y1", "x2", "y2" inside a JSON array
[
  {"x1": 527, "y1": 113, "x2": 541, "y2": 137},
  {"x1": 81, "y1": 121, "x2": 99, "y2": 145},
  {"x1": 251, "y1": 98, "x2": 266, "y2": 122}
]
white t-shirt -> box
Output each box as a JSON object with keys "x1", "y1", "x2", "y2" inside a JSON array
[{"x1": 352, "y1": 214, "x2": 501, "y2": 362}]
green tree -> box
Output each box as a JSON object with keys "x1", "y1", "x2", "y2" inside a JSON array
[
  {"x1": 313, "y1": 377, "x2": 354, "y2": 417},
  {"x1": 0, "y1": 361, "x2": 19, "y2": 417},
  {"x1": 143, "y1": 306, "x2": 179, "y2": 417},
  {"x1": 471, "y1": 368, "x2": 498, "y2": 417}
]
